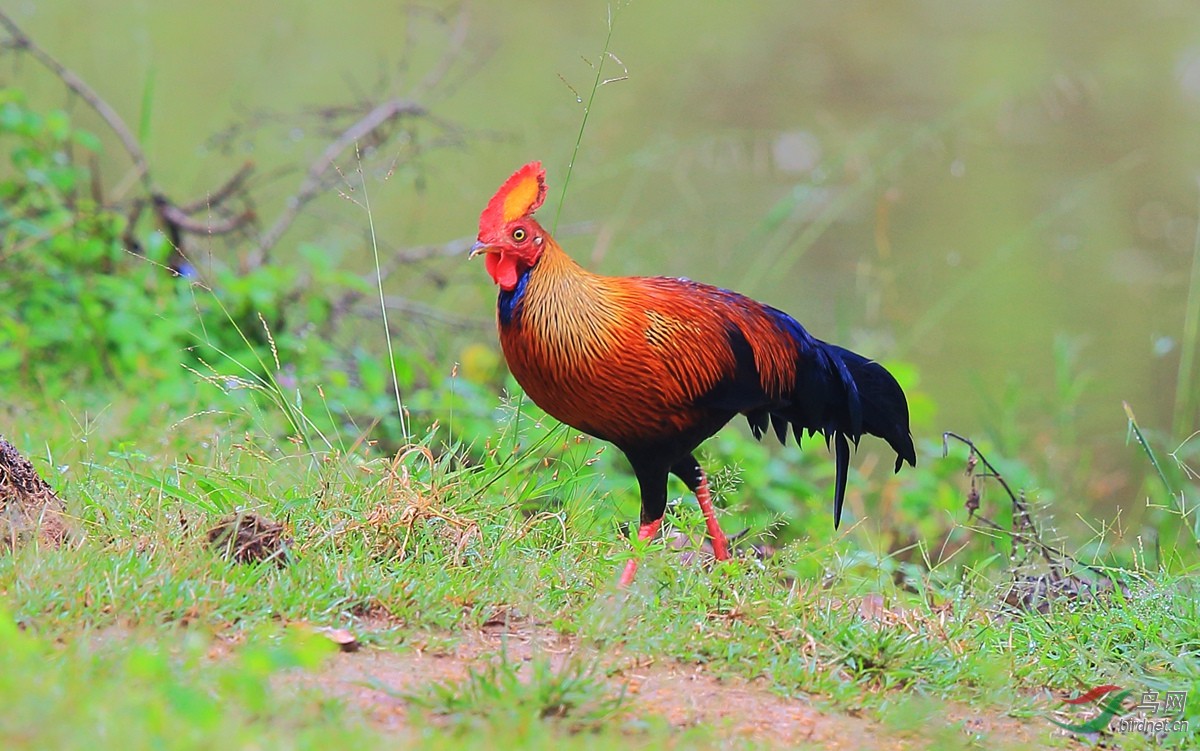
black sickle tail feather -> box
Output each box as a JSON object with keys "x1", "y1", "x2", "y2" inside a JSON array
[
  {"x1": 833, "y1": 431, "x2": 850, "y2": 528},
  {"x1": 823, "y1": 344, "x2": 917, "y2": 527}
]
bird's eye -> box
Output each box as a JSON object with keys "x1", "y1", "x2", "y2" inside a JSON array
[{"x1": 512, "y1": 228, "x2": 527, "y2": 242}]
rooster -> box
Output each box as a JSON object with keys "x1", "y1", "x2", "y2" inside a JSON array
[{"x1": 471, "y1": 162, "x2": 916, "y2": 586}]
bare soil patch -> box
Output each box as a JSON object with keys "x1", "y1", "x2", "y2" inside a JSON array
[{"x1": 288, "y1": 617, "x2": 1052, "y2": 749}]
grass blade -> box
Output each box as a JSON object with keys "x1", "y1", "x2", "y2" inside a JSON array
[
  {"x1": 1171, "y1": 187, "x2": 1200, "y2": 441},
  {"x1": 358, "y1": 142, "x2": 409, "y2": 442},
  {"x1": 1124, "y1": 400, "x2": 1199, "y2": 548},
  {"x1": 552, "y1": 2, "x2": 625, "y2": 234}
]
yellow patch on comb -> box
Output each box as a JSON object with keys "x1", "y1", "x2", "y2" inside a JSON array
[
  {"x1": 502, "y1": 170, "x2": 543, "y2": 222},
  {"x1": 480, "y1": 162, "x2": 547, "y2": 234}
]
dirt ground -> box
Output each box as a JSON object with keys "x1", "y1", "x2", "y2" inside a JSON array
[{"x1": 287, "y1": 617, "x2": 1054, "y2": 750}]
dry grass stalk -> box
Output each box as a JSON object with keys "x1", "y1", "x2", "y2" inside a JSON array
[{"x1": 349, "y1": 446, "x2": 480, "y2": 564}]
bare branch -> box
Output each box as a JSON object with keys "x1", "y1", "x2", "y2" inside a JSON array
[
  {"x1": 247, "y1": 98, "x2": 428, "y2": 269},
  {"x1": 178, "y1": 162, "x2": 256, "y2": 214},
  {"x1": 153, "y1": 195, "x2": 255, "y2": 237},
  {"x1": 0, "y1": 9, "x2": 151, "y2": 192}
]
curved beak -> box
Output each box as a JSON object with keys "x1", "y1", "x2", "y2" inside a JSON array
[{"x1": 468, "y1": 240, "x2": 490, "y2": 259}]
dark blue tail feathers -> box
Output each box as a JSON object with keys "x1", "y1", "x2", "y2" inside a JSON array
[
  {"x1": 816, "y1": 343, "x2": 916, "y2": 527},
  {"x1": 743, "y1": 325, "x2": 916, "y2": 528}
]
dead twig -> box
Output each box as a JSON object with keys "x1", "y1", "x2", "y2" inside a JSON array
[
  {"x1": 153, "y1": 194, "x2": 255, "y2": 237},
  {"x1": 942, "y1": 432, "x2": 1131, "y2": 613},
  {"x1": 248, "y1": 98, "x2": 428, "y2": 269},
  {"x1": 177, "y1": 161, "x2": 256, "y2": 214},
  {"x1": 942, "y1": 432, "x2": 1061, "y2": 564}
]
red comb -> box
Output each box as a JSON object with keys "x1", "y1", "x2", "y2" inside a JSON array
[{"x1": 479, "y1": 161, "x2": 546, "y2": 233}]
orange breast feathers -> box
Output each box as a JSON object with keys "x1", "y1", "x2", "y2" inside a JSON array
[{"x1": 498, "y1": 267, "x2": 801, "y2": 447}]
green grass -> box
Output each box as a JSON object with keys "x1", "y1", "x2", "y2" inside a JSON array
[
  {"x1": 3, "y1": 396, "x2": 1198, "y2": 750},
  {"x1": 408, "y1": 653, "x2": 626, "y2": 734}
]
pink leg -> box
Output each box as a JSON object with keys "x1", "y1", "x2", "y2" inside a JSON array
[
  {"x1": 694, "y1": 470, "x2": 730, "y2": 561},
  {"x1": 617, "y1": 518, "x2": 663, "y2": 587}
]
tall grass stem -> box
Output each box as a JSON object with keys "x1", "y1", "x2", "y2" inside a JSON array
[
  {"x1": 552, "y1": 3, "x2": 622, "y2": 234},
  {"x1": 1171, "y1": 188, "x2": 1200, "y2": 441},
  {"x1": 359, "y1": 143, "x2": 409, "y2": 442}
]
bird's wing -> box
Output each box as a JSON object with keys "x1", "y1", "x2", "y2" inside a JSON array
[{"x1": 613, "y1": 276, "x2": 803, "y2": 410}]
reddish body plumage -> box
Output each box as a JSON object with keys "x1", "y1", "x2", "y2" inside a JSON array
[
  {"x1": 472, "y1": 162, "x2": 916, "y2": 585},
  {"x1": 501, "y1": 252, "x2": 799, "y2": 447}
]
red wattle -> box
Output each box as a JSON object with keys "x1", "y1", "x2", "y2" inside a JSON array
[{"x1": 486, "y1": 252, "x2": 520, "y2": 290}]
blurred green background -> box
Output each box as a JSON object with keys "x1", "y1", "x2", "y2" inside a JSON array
[{"x1": 6, "y1": 0, "x2": 1200, "y2": 517}]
